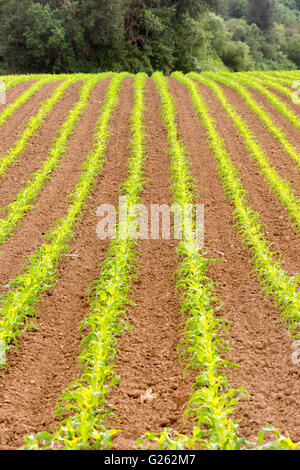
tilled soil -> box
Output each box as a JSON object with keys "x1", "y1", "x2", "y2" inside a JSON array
[
  {"x1": 0, "y1": 81, "x2": 60, "y2": 158},
  {"x1": 254, "y1": 84, "x2": 300, "y2": 119},
  {"x1": 0, "y1": 79, "x2": 109, "y2": 295},
  {"x1": 0, "y1": 81, "x2": 35, "y2": 115},
  {"x1": 0, "y1": 76, "x2": 299, "y2": 449},
  {"x1": 168, "y1": 77, "x2": 300, "y2": 443},
  {"x1": 0, "y1": 77, "x2": 133, "y2": 449},
  {"x1": 109, "y1": 79, "x2": 194, "y2": 450},
  {"x1": 0, "y1": 81, "x2": 83, "y2": 208},
  {"x1": 195, "y1": 81, "x2": 300, "y2": 278}
]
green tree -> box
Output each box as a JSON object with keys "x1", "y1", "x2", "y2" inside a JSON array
[
  {"x1": 227, "y1": 0, "x2": 247, "y2": 18},
  {"x1": 0, "y1": 0, "x2": 33, "y2": 72},
  {"x1": 247, "y1": 0, "x2": 276, "y2": 30},
  {"x1": 124, "y1": 0, "x2": 218, "y2": 73},
  {"x1": 227, "y1": 18, "x2": 264, "y2": 63},
  {"x1": 23, "y1": 3, "x2": 69, "y2": 72},
  {"x1": 285, "y1": 33, "x2": 300, "y2": 65}
]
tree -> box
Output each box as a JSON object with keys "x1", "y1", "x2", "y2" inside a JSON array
[
  {"x1": 0, "y1": 0, "x2": 81, "y2": 72},
  {"x1": 0, "y1": 0, "x2": 33, "y2": 71},
  {"x1": 77, "y1": 0, "x2": 126, "y2": 52},
  {"x1": 23, "y1": 3, "x2": 69, "y2": 72},
  {"x1": 169, "y1": 0, "x2": 219, "y2": 18},
  {"x1": 0, "y1": 0, "x2": 128, "y2": 72},
  {"x1": 227, "y1": 0, "x2": 247, "y2": 18},
  {"x1": 285, "y1": 34, "x2": 300, "y2": 65},
  {"x1": 247, "y1": 0, "x2": 276, "y2": 30}
]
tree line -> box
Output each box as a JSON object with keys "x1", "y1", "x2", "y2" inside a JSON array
[{"x1": 0, "y1": 0, "x2": 299, "y2": 74}]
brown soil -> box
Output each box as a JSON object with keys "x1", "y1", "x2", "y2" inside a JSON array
[
  {"x1": 217, "y1": 82, "x2": 300, "y2": 194},
  {"x1": 109, "y1": 78, "x2": 194, "y2": 450},
  {"x1": 0, "y1": 77, "x2": 133, "y2": 449},
  {"x1": 0, "y1": 81, "x2": 83, "y2": 208},
  {"x1": 0, "y1": 81, "x2": 60, "y2": 157},
  {"x1": 0, "y1": 76, "x2": 299, "y2": 450},
  {"x1": 0, "y1": 80, "x2": 110, "y2": 294},
  {"x1": 194, "y1": 81, "x2": 300, "y2": 278},
  {"x1": 246, "y1": 86, "x2": 300, "y2": 150},
  {"x1": 258, "y1": 84, "x2": 300, "y2": 119},
  {"x1": 168, "y1": 77, "x2": 300, "y2": 443}
]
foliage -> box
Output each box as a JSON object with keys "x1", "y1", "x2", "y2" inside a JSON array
[
  {"x1": 0, "y1": 0, "x2": 299, "y2": 73},
  {"x1": 247, "y1": 0, "x2": 276, "y2": 30}
]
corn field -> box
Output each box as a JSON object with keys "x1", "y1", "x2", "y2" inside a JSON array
[{"x1": 0, "y1": 71, "x2": 299, "y2": 450}]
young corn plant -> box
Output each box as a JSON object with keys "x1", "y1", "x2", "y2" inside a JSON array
[
  {"x1": 0, "y1": 75, "x2": 110, "y2": 246},
  {"x1": 174, "y1": 72, "x2": 300, "y2": 337},
  {"x1": 238, "y1": 72, "x2": 297, "y2": 99},
  {"x1": 0, "y1": 77, "x2": 76, "y2": 178},
  {"x1": 254, "y1": 73, "x2": 298, "y2": 97},
  {"x1": 190, "y1": 72, "x2": 300, "y2": 232},
  {"x1": 21, "y1": 73, "x2": 148, "y2": 450},
  {"x1": 263, "y1": 71, "x2": 300, "y2": 85},
  {"x1": 1, "y1": 75, "x2": 46, "y2": 91},
  {"x1": 0, "y1": 74, "x2": 110, "y2": 89},
  {"x1": 0, "y1": 73, "x2": 128, "y2": 362},
  {"x1": 230, "y1": 72, "x2": 300, "y2": 131},
  {"x1": 137, "y1": 71, "x2": 246, "y2": 451},
  {"x1": 0, "y1": 78, "x2": 56, "y2": 128},
  {"x1": 234, "y1": 70, "x2": 300, "y2": 84},
  {"x1": 137, "y1": 72, "x2": 299, "y2": 451},
  {"x1": 205, "y1": 71, "x2": 300, "y2": 172}
]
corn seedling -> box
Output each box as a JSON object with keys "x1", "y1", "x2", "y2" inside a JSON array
[
  {"x1": 0, "y1": 78, "x2": 76, "y2": 178},
  {"x1": 22, "y1": 73, "x2": 148, "y2": 450},
  {"x1": 191, "y1": 72, "x2": 300, "y2": 231},
  {"x1": 0, "y1": 75, "x2": 110, "y2": 246},
  {"x1": 0, "y1": 73, "x2": 127, "y2": 360},
  {"x1": 175, "y1": 72, "x2": 300, "y2": 336}
]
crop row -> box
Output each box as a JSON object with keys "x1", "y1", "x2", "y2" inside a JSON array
[
  {"x1": 191, "y1": 73, "x2": 300, "y2": 231},
  {"x1": 223, "y1": 71, "x2": 300, "y2": 113},
  {"x1": 23, "y1": 72, "x2": 148, "y2": 450},
  {"x1": 1, "y1": 71, "x2": 299, "y2": 450},
  {"x1": 139, "y1": 71, "x2": 249, "y2": 450},
  {"x1": 267, "y1": 70, "x2": 300, "y2": 84},
  {"x1": 234, "y1": 71, "x2": 300, "y2": 90},
  {"x1": 229, "y1": 72, "x2": 300, "y2": 131},
  {"x1": 0, "y1": 74, "x2": 115, "y2": 91},
  {"x1": 0, "y1": 78, "x2": 77, "y2": 178},
  {"x1": 228, "y1": 70, "x2": 300, "y2": 104},
  {"x1": 139, "y1": 72, "x2": 299, "y2": 450},
  {"x1": 0, "y1": 75, "x2": 110, "y2": 246},
  {"x1": 176, "y1": 73, "x2": 300, "y2": 337},
  {"x1": 0, "y1": 78, "x2": 55, "y2": 128},
  {"x1": 0, "y1": 73, "x2": 127, "y2": 359},
  {"x1": 248, "y1": 73, "x2": 296, "y2": 101},
  {"x1": 206, "y1": 72, "x2": 300, "y2": 172}
]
